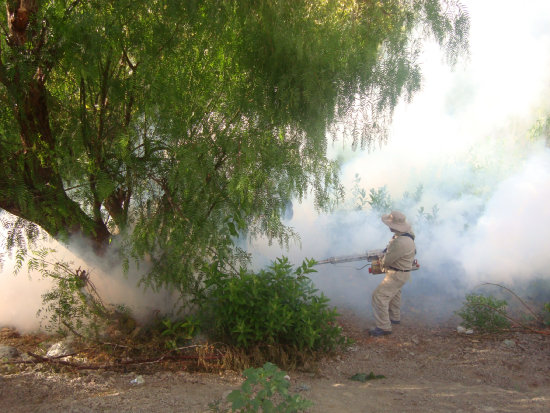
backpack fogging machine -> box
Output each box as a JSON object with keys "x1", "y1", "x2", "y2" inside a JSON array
[{"x1": 315, "y1": 249, "x2": 419, "y2": 274}]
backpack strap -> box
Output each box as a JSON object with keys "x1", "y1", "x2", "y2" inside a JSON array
[{"x1": 400, "y1": 233, "x2": 416, "y2": 254}]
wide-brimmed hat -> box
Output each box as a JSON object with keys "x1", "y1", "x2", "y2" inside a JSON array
[{"x1": 381, "y1": 210, "x2": 411, "y2": 233}]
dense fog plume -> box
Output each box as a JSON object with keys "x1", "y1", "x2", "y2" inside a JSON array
[
  {"x1": 460, "y1": 151, "x2": 550, "y2": 282},
  {"x1": 249, "y1": 0, "x2": 550, "y2": 326},
  {"x1": 249, "y1": 141, "x2": 550, "y2": 326},
  {"x1": 0, "y1": 235, "x2": 179, "y2": 333}
]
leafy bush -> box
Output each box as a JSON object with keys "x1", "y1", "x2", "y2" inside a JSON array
[
  {"x1": 198, "y1": 257, "x2": 347, "y2": 352},
  {"x1": 161, "y1": 316, "x2": 201, "y2": 349},
  {"x1": 226, "y1": 362, "x2": 313, "y2": 412},
  {"x1": 18, "y1": 249, "x2": 109, "y2": 338},
  {"x1": 21, "y1": 249, "x2": 135, "y2": 341},
  {"x1": 367, "y1": 185, "x2": 393, "y2": 213},
  {"x1": 456, "y1": 293, "x2": 511, "y2": 333}
]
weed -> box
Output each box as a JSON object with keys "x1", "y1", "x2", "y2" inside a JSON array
[
  {"x1": 21, "y1": 249, "x2": 134, "y2": 342},
  {"x1": 24, "y1": 250, "x2": 110, "y2": 338},
  {"x1": 350, "y1": 174, "x2": 369, "y2": 210},
  {"x1": 456, "y1": 293, "x2": 511, "y2": 333},
  {"x1": 367, "y1": 185, "x2": 393, "y2": 213},
  {"x1": 161, "y1": 316, "x2": 200, "y2": 349},
  {"x1": 226, "y1": 362, "x2": 313, "y2": 412}
]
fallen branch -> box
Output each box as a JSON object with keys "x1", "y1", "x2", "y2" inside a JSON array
[
  {"x1": 18, "y1": 349, "x2": 224, "y2": 371},
  {"x1": 2, "y1": 344, "x2": 225, "y2": 370}
]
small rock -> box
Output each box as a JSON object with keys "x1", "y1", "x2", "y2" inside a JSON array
[
  {"x1": 457, "y1": 326, "x2": 473, "y2": 334},
  {"x1": 0, "y1": 345, "x2": 19, "y2": 360},
  {"x1": 503, "y1": 339, "x2": 516, "y2": 348},
  {"x1": 284, "y1": 375, "x2": 291, "y2": 381},
  {"x1": 130, "y1": 375, "x2": 145, "y2": 385},
  {"x1": 46, "y1": 340, "x2": 75, "y2": 358}
]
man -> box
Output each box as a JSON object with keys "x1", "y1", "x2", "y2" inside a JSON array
[{"x1": 369, "y1": 211, "x2": 416, "y2": 337}]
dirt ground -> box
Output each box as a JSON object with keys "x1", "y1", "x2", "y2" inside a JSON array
[{"x1": 1, "y1": 312, "x2": 549, "y2": 413}]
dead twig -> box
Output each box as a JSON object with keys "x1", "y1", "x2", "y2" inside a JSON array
[
  {"x1": 478, "y1": 282, "x2": 544, "y2": 323},
  {"x1": 14, "y1": 345, "x2": 225, "y2": 371},
  {"x1": 473, "y1": 302, "x2": 549, "y2": 336}
]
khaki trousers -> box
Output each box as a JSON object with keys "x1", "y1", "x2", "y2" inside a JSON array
[{"x1": 372, "y1": 270, "x2": 410, "y2": 331}]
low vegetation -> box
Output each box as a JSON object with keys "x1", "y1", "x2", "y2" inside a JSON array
[
  {"x1": 18, "y1": 252, "x2": 348, "y2": 371},
  {"x1": 217, "y1": 362, "x2": 313, "y2": 413},
  {"x1": 196, "y1": 257, "x2": 349, "y2": 368},
  {"x1": 456, "y1": 293, "x2": 511, "y2": 333}
]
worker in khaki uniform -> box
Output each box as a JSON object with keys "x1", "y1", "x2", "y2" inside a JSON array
[{"x1": 369, "y1": 211, "x2": 416, "y2": 337}]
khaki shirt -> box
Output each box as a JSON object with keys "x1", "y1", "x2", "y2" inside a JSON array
[{"x1": 381, "y1": 231, "x2": 416, "y2": 271}]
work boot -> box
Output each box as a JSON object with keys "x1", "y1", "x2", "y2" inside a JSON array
[
  {"x1": 390, "y1": 319, "x2": 400, "y2": 325},
  {"x1": 369, "y1": 327, "x2": 392, "y2": 337}
]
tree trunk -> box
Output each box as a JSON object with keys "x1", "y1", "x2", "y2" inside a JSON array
[{"x1": 1, "y1": 0, "x2": 111, "y2": 253}]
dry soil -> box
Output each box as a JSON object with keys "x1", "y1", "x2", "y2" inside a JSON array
[{"x1": 1, "y1": 312, "x2": 549, "y2": 413}]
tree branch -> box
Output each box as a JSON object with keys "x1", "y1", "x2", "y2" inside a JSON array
[{"x1": 64, "y1": 0, "x2": 82, "y2": 19}]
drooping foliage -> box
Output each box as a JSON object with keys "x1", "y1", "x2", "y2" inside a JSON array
[{"x1": 0, "y1": 1, "x2": 469, "y2": 291}]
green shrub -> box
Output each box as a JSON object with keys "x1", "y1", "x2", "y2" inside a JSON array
[
  {"x1": 226, "y1": 362, "x2": 313, "y2": 412},
  {"x1": 24, "y1": 249, "x2": 135, "y2": 341},
  {"x1": 198, "y1": 257, "x2": 347, "y2": 352},
  {"x1": 22, "y1": 249, "x2": 110, "y2": 338},
  {"x1": 161, "y1": 316, "x2": 201, "y2": 349},
  {"x1": 456, "y1": 293, "x2": 511, "y2": 333}
]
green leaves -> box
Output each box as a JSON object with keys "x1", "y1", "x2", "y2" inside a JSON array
[
  {"x1": 198, "y1": 257, "x2": 347, "y2": 352},
  {"x1": 227, "y1": 362, "x2": 313, "y2": 412},
  {"x1": 544, "y1": 303, "x2": 550, "y2": 326},
  {"x1": 456, "y1": 293, "x2": 511, "y2": 333},
  {"x1": 160, "y1": 316, "x2": 201, "y2": 349}
]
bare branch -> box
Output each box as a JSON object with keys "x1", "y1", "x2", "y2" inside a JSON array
[
  {"x1": 477, "y1": 282, "x2": 544, "y2": 323},
  {"x1": 471, "y1": 301, "x2": 549, "y2": 336},
  {"x1": 15, "y1": 347, "x2": 224, "y2": 371}
]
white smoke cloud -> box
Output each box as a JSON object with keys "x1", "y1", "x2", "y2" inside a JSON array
[
  {"x1": 461, "y1": 149, "x2": 550, "y2": 282},
  {"x1": 0, "y1": 264, "x2": 54, "y2": 332},
  {"x1": 0, "y1": 235, "x2": 179, "y2": 333},
  {"x1": 250, "y1": 140, "x2": 550, "y2": 324},
  {"x1": 250, "y1": 0, "x2": 550, "y2": 323}
]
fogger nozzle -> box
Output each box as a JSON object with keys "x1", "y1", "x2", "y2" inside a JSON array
[{"x1": 316, "y1": 250, "x2": 419, "y2": 274}]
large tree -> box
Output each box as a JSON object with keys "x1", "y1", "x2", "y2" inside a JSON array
[{"x1": 0, "y1": 1, "x2": 468, "y2": 291}]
